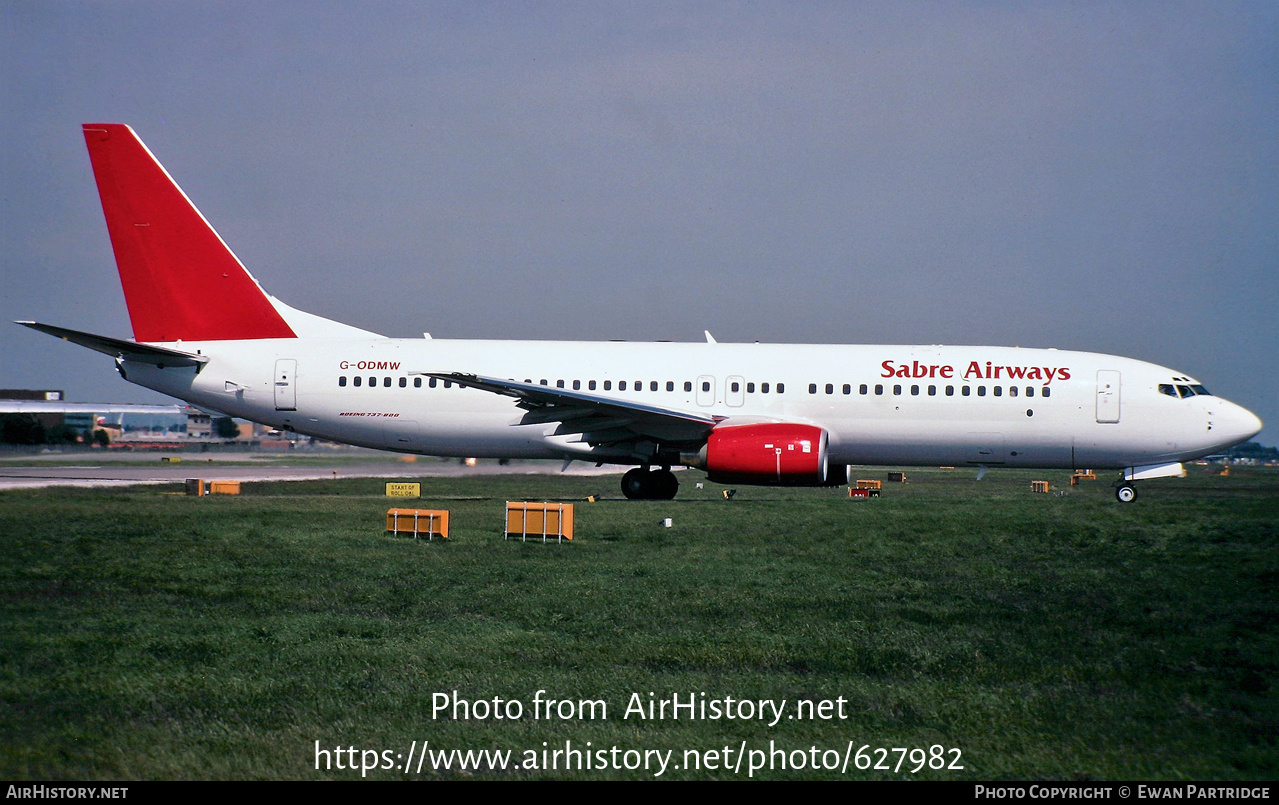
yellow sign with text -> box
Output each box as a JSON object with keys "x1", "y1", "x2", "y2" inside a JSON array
[{"x1": 385, "y1": 482, "x2": 421, "y2": 498}]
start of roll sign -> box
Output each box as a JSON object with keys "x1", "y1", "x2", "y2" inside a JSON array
[{"x1": 385, "y1": 482, "x2": 421, "y2": 497}]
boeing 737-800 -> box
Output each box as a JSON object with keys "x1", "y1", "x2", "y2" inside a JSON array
[{"x1": 18, "y1": 124, "x2": 1263, "y2": 501}]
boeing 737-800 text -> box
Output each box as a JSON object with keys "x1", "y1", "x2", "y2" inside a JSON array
[{"x1": 19, "y1": 124, "x2": 1263, "y2": 501}]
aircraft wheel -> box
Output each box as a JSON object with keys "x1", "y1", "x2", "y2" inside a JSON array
[
  {"x1": 621, "y1": 468, "x2": 649, "y2": 500},
  {"x1": 621, "y1": 468, "x2": 680, "y2": 500},
  {"x1": 652, "y1": 469, "x2": 679, "y2": 500},
  {"x1": 1115, "y1": 484, "x2": 1138, "y2": 503}
]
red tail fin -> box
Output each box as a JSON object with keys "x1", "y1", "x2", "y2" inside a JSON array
[{"x1": 83, "y1": 124, "x2": 296, "y2": 342}]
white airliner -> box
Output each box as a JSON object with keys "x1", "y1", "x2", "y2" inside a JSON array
[{"x1": 18, "y1": 124, "x2": 1263, "y2": 501}]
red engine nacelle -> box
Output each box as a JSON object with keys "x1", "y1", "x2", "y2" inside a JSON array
[{"x1": 703, "y1": 423, "x2": 831, "y2": 486}]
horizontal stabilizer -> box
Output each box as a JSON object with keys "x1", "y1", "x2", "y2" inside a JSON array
[
  {"x1": 0, "y1": 401, "x2": 186, "y2": 415},
  {"x1": 16, "y1": 321, "x2": 208, "y2": 368}
]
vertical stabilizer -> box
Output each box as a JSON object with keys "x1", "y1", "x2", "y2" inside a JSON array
[{"x1": 82, "y1": 124, "x2": 298, "y2": 342}]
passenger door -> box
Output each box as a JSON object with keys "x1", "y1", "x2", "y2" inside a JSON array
[
  {"x1": 1096, "y1": 370, "x2": 1120, "y2": 424},
  {"x1": 274, "y1": 359, "x2": 297, "y2": 411}
]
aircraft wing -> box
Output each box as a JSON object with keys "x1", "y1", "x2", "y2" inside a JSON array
[
  {"x1": 425, "y1": 372, "x2": 721, "y2": 448},
  {"x1": 17, "y1": 322, "x2": 208, "y2": 368}
]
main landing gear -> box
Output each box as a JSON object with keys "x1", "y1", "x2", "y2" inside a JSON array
[{"x1": 621, "y1": 467, "x2": 679, "y2": 500}]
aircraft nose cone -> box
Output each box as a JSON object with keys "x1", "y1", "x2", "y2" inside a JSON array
[{"x1": 1220, "y1": 402, "x2": 1263, "y2": 446}]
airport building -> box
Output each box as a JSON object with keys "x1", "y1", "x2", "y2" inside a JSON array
[{"x1": 0, "y1": 390, "x2": 245, "y2": 444}]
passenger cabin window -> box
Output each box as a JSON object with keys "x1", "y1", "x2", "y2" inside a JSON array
[
  {"x1": 573, "y1": 380, "x2": 580, "y2": 390},
  {"x1": 684, "y1": 381, "x2": 693, "y2": 392},
  {"x1": 604, "y1": 381, "x2": 612, "y2": 390},
  {"x1": 702, "y1": 381, "x2": 711, "y2": 392},
  {"x1": 1042, "y1": 387, "x2": 1051, "y2": 398},
  {"x1": 993, "y1": 386, "x2": 1002, "y2": 397},
  {"x1": 777, "y1": 383, "x2": 785, "y2": 393},
  {"x1": 652, "y1": 381, "x2": 659, "y2": 392},
  {"x1": 928, "y1": 385, "x2": 936, "y2": 396},
  {"x1": 589, "y1": 380, "x2": 596, "y2": 390},
  {"x1": 962, "y1": 386, "x2": 970, "y2": 396},
  {"x1": 747, "y1": 382, "x2": 756, "y2": 393},
  {"x1": 859, "y1": 384, "x2": 868, "y2": 395},
  {"x1": 399, "y1": 377, "x2": 407, "y2": 388},
  {"x1": 977, "y1": 386, "x2": 986, "y2": 397},
  {"x1": 843, "y1": 384, "x2": 851, "y2": 395},
  {"x1": 354, "y1": 376, "x2": 361, "y2": 387},
  {"x1": 761, "y1": 383, "x2": 770, "y2": 393},
  {"x1": 874, "y1": 384, "x2": 883, "y2": 395},
  {"x1": 339, "y1": 376, "x2": 347, "y2": 387},
  {"x1": 414, "y1": 378, "x2": 422, "y2": 388},
  {"x1": 893, "y1": 385, "x2": 902, "y2": 395},
  {"x1": 910, "y1": 385, "x2": 919, "y2": 396},
  {"x1": 666, "y1": 381, "x2": 674, "y2": 391},
  {"x1": 429, "y1": 378, "x2": 437, "y2": 388},
  {"x1": 619, "y1": 381, "x2": 628, "y2": 391},
  {"x1": 809, "y1": 383, "x2": 817, "y2": 394},
  {"x1": 945, "y1": 386, "x2": 954, "y2": 396}
]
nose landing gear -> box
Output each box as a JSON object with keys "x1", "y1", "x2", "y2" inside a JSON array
[{"x1": 1115, "y1": 483, "x2": 1138, "y2": 503}]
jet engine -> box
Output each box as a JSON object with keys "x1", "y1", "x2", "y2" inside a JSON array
[{"x1": 696, "y1": 423, "x2": 833, "y2": 485}]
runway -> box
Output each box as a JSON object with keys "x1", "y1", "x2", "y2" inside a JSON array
[{"x1": 0, "y1": 452, "x2": 624, "y2": 490}]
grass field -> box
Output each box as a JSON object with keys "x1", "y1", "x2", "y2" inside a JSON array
[{"x1": 1, "y1": 466, "x2": 1275, "y2": 780}]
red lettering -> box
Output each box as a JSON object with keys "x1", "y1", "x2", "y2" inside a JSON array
[{"x1": 890, "y1": 359, "x2": 1067, "y2": 384}]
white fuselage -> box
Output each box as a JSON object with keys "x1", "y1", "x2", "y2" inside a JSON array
[{"x1": 120, "y1": 338, "x2": 1262, "y2": 472}]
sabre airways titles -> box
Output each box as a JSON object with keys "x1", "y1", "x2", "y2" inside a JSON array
[{"x1": 881, "y1": 360, "x2": 1071, "y2": 384}]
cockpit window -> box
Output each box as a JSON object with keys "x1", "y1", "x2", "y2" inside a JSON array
[{"x1": 1162, "y1": 381, "x2": 1212, "y2": 398}]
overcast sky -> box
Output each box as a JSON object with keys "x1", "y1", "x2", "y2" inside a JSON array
[{"x1": 2, "y1": 2, "x2": 1275, "y2": 444}]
